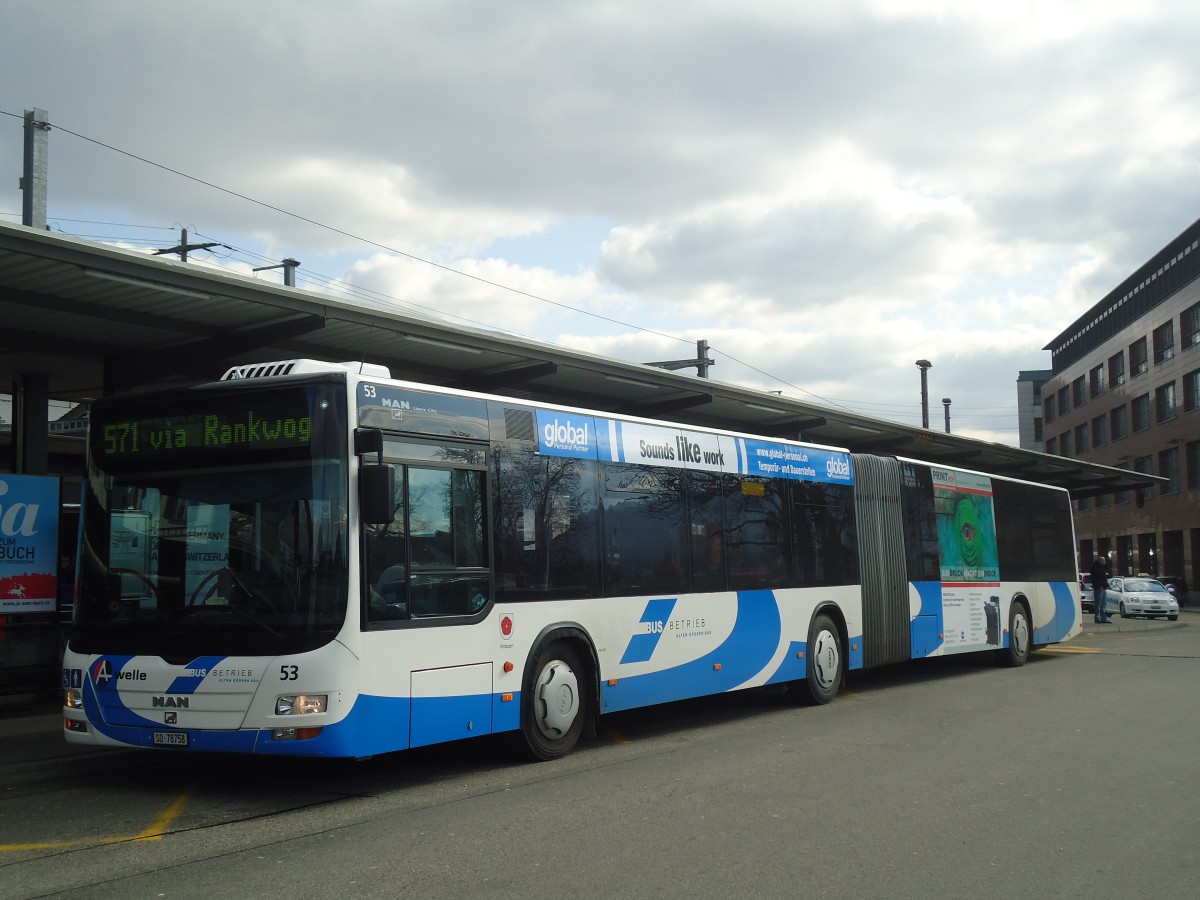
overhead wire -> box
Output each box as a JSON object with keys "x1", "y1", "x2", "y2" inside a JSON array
[
  {"x1": 2, "y1": 108, "x2": 1016, "y2": 425},
  {"x1": 36, "y1": 117, "x2": 694, "y2": 348}
]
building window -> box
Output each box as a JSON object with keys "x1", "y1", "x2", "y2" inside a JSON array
[
  {"x1": 1158, "y1": 448, "x2": 1180, "y2": 496},
  {"x1": 1153, "y1": 321, "x2": 1176, "y2": 364},
  {"x1": 1107, "y1": 351, "x2": 1126, "y2": 389},
  {"x1": 1091, "y1": 414, "x2": 1107, "y2": 447},
  {"x1": 1045, "y1": 436, "x2": 1057, "y2": 455},
  {"x1": 1089, "y1": 364, "x2": 1105, "y2": 399},
  {"x1": 1060, "y1": 431, "x2": 1073, "y2": 457},
  {"x1": 1185, "y1": 368, "x2": 1200, "y2": 413},
  {"x1": 1130, "y1": 337, "x2": 1149, "y2": 377},
  {"x1": 1044, "y1": 394, "x2": 1056, "y2": 423},
  {"x1": 1110, "y1": 405, "x2": 1128, "y2": 441},
  {"x1": 1155, "y1": 382, "x2": 1177, "y2": 423},
  {"x1": 1134, "y1": 456, "x2": 1153, "y2": 504},
  {"x1": 1057, "y1": 385, "x2": 1070, "y2": 413},
  {"x1": 1183, "y1": 301, "x2": 1200, "y2": 350},
  {"x1": 1187, "y1": 440, "x2": 1200, "y2": 491},
  {"x1": 1077, "y1": 496, "x2": 1092, "y2": 512},
  {"x1": 1074, "y1": 422, "x2": 1089, "y2": 454},
  {"x1": 1115, "y1": 463, "x2": 1130, "y2": 505},
  {"x1": 1033, "y1": 418, "x2": 1043, "y2": 442},
  {"x1": 1095, "y1": 492, "x2": 1110, "y2": 509},
  {"x1": 1071, "y1": 376, "x2": 1086, "y2": 408},
  {"x1": 1131, "y1": 393, "x2": 1151, "y2": 432}
]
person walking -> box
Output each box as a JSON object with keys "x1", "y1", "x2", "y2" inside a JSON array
[{"x1": 1091, "y1": 555, "x2": 1112, "y2": 623}]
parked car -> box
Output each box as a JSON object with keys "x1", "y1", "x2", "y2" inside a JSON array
[
  {"x1": 1079, "y1": 572, "x2": 1095, "y2": 613},
  {"x1": 1104, "y1": 576, "x2": 1180, "y2": 621},
  {"x1": 1156, "y1": 575, "x2": 1190, "y2": 606}
]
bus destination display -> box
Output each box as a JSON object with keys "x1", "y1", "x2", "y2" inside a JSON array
[{"x1": 92, "y1": 393, "x2": 317, "y2": 463}]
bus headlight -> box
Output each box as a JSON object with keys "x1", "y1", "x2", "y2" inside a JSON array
[
  {"x1": 275, "y1": 694, "x2": 327, "y2": 716},
  {"x1": 64, "y1": 688, "x2": 83, "y2": 709}
]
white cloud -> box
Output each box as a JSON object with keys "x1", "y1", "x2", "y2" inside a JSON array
[{"x1": 3, "y1": 0, "x2": 1199, "y2": 447}]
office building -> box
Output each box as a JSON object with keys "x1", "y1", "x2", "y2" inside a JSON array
[{"x1": 1041, "y1": 216, "x2": 1200, "y2": 588}]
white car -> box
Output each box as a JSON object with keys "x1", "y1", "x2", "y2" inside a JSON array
[{"x1": 1104, "y1": 576, "x2": 1180, "y2": 621}]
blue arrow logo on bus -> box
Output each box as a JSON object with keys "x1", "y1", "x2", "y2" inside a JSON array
[{"x1": 620, "y1": 597, "x2": 677, "y2": 664}]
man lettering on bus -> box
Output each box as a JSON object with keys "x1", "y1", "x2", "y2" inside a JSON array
[{"x1": 1091, "y1": 555, "x2": 1112, "y2": 624}]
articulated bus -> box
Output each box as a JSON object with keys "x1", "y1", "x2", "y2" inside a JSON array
[{"x1": 62, "y1": 359, "x2": 1080, "y2": 759}]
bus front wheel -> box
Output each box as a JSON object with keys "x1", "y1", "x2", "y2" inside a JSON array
[{"x1": 519, "y1": 641, "x2": 587, "y2": 761}]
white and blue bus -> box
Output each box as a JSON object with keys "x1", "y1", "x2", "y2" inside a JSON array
[{"x1": 62, "y1": 359, "x2": 1080, "y2": 759}]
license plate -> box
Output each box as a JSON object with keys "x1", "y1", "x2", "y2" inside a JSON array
[{"x1": 153, "y1": 731, "x2": 189, "y2": 747}]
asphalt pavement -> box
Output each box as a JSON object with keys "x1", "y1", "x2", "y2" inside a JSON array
[{"x1": 2, "y1": 606, "x2": 1193, "y2": 769}]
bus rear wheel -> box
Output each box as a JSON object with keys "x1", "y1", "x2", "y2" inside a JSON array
[
  {"x1": 997, "y1": 601, "x2": 1031, "y2": 667},
  {"x1": 519, "y1": 641, "x2": 587, "y2": 761},
  {"x1": 790, "y1": 613, "x2": 842, "y2": 705}
]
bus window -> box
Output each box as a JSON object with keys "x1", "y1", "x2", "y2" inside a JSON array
[
  {"x1": 364, "y1": 458, "x2": 489, "y2": 624},
  {"x1": 687, "y1": 470, "x2": 727, "y2": 593},
  {"x1": 493, "y1": 444, "x2": 601, "y2": 602},
  {"x1": 601, "y1": 463, "x2": 687, "y2": 597},
  {"x1": 724, "y1": 475, "x2": 789, "y2": 590}
]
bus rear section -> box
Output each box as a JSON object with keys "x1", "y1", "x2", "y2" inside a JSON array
[{"x1": 851, "y1": 455, "x2": 1080, "y2": 672}]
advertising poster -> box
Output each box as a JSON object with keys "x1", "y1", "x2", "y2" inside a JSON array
[
  {"x1": 0, "y1": 474, "x2": 60, "y2": 614},
  {"x1": 182, "y1": 504, "x2": 231, "y2": 602},
  {"x1": 932, "y1": 468, "x2": 1001, "y2": 649}
]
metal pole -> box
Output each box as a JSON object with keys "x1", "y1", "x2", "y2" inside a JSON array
[
  {"x1": 915, "y1": 360, "x2": 932, "y2": 428},
  {"x1": 696, "y1": 339, "x2": 711, "y2": 378},
  {"x1": 21, "y1": 108, "x2": 50, "y2": 229},
  {"x1": 942, "y1": 398, "x2": 951, "y2": 433}
]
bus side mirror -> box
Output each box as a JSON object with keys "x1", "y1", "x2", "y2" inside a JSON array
[{"x1": 360, "y1": 464, "x2": 395, "y2": 525}]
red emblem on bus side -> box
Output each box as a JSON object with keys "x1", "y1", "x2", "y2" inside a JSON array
[{"x1": 500, "y1": 615, "x2": 513, "y2": 639}]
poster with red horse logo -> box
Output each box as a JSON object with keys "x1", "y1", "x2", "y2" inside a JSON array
[{"x1": 0, "y1": 475, "x2": 60, "y2": 614}]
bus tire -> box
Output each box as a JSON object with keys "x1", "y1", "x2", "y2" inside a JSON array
[
  {"x1": 793, "y1": 613, "x2": 842, "y2": 705},
  {"x1": 519, "y1": 641, "x2": 588, "y2": 761},
  {"x1": 998, "y1": 601, "x2": 1031, "y2": 668}
]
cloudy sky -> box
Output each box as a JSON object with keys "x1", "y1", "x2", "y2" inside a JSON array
[{"x1": 3, "y1": 0, "x2": 1199, "y2": 442}]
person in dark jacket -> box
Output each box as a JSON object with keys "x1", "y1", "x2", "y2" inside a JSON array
[{"x1": 1090, "y1": 555, "x2": 1112, "y2": 623}]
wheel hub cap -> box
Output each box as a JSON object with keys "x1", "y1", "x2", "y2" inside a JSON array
[
  {"x1": 535, "y1": 660, "x2": 579, "y2": 739},
  {"x1": 811, "y1": 629, "x2": 839, "y2": 690}
]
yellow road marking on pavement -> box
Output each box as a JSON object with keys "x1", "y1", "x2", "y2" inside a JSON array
[
  {"x1": 134, "y1": 789, "x2": 190, "y2": 841},
  {"x1": 0, "y1": 789, "x2": 190, "y2": 852},
  {"x1": 1041, "y1": 645, "x2": 1102, "y2": 654}
]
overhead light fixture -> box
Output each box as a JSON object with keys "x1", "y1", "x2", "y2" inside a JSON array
[
  {"x1": 405, "y1": 335, "x2": 483, "y2": 354},
  {"x1": 602, "y1": 373, "x2": 662, "y2": 389},
  {"x1": 744, "y1": 402, "x2": 788, "y2": 414},
  {"x1": 82, "y1": 268, "x2": 211, "y2": 300}
]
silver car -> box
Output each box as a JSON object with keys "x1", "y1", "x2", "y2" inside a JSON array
[
  {"x1": 1104, "y1": 577, "x2": 1180, "y2": 621},
  {"x1": 1079, "y1": 572, "x2": 1095, "y2": 613}
]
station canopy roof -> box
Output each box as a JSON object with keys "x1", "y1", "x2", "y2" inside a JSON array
[{"x1": 0, "y1": 220, "x2": 1152, "y2": 498}]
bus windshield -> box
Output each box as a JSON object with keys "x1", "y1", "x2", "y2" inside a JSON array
[{"x1": 71, "y1": 381, "x2": 350, "y2": 659}]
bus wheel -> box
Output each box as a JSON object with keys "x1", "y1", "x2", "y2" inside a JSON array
[
  {"x1": 792, "y1": 613, "x2": 842, "y2": 705},
  {"x1": 520, "y1": 642, "x2": 587, "y2": 761},
  {"x1": 998, "y1": 602, "x2": 1031, "y2": 668}
]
